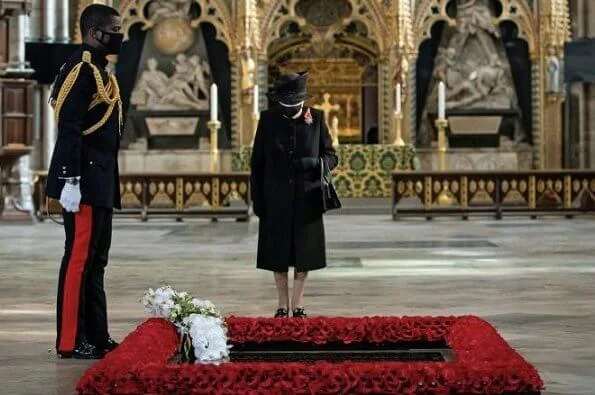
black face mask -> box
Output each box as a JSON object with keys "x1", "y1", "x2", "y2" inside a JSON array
[
  {"x1": 95, "y1": 29, "x2": 123, "y2": 55},
  {"x1": 280, "y1": 103, "x2": 303, "y2": 118}
]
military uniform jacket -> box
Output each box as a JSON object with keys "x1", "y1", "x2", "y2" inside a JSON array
[
  {"x1": 250, "y1": 107, "x2": 338, "y2": 272},
  {"x1": 46, "y1": 44, "x2": 122, "y2": 209}
]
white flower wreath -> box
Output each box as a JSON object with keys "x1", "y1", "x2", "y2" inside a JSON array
[{"x1": 142, "y1": 286, "x2": 231, "y2": 363}]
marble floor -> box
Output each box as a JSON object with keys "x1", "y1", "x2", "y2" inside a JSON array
[{"x1": 1, "y1": 215, "x2": 594, "y2": 394}]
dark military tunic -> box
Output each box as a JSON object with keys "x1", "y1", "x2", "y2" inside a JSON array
[
  {"x1": 46, "y1": 44, "x2": 122, "y2": 209},
  {"x1": 250, "y1": 107, "x2": 338, "y2": 272}
]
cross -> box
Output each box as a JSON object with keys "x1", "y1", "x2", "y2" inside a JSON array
[{"x1": 313, "y1": 93, "x2": 341, "y2": 127}]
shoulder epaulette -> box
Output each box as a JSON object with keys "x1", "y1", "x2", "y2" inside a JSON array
[{"x1": 53, "y1": 50, "x2": 123, "y2": 136}]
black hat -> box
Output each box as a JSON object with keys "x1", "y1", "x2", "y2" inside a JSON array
[{"x1": 266, "y1": 71, "x2": 311, "y2": 104}]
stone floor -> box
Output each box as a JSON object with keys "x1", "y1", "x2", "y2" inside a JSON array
[{"x1": 1, "y1": 215, "x2": 594, "y2": 394}]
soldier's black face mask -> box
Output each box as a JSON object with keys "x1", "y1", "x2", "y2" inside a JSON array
[
  {"x1": 94, "y1": 29, "x2": 123, "y2": 55},
  {"x1": 279, "y1": 102, "x2": 303, "y2": 118}
]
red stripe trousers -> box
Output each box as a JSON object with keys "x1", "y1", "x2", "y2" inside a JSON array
[{"x1": 56, "y1": 204, "x2": 113, "y2": 353}]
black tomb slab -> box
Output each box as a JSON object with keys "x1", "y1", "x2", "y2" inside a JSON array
[
  {"x1": 429, "y1": 108, "x2": 520, "y2": 148},
  {"x1": 126, "y1": 109, "x2": 210, "y2": 150}
]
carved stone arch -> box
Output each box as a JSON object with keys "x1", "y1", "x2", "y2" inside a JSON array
[
  {"x1": 412, "y1": 0, "x2": 456, "y2": 51},
  {"x1": 260, "y1": 0, "x2": 307, "y2": 52},
  {"x1": 494, "y1": 0, "x2": 538, "y2": 59},
  {"x1": 120, "y1": 0, "x2": 235, "y2": 51},
  {"x1": 260, "y1": 0, "x2": 389, "y2": 54},
  {"x1": 412, "y1": 0, "x2": 537, "y2": 57},
  {"x1": 342, "y1": 0, "x2": 390, "y2": 54}
]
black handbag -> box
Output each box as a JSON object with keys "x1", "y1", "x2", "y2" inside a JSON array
[{"x1": 320, "y1": 157, "x2": 341, "y2": 212}]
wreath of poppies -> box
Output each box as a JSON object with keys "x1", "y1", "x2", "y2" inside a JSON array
[{"x1": 77, "y1": 316, "x2": 543, "y2": 394}]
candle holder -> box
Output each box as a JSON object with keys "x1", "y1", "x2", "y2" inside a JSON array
[
  {"x1": 434, "y1": 118, "x2": 449, "y2": 171},
  {"x1": 434, "y1": 117, "x2": 455, "y2": 206},
  {"x1": 250, "y1": 113, "x2": 260, "y2": 147},
  {"x1": 208, "y1": 120, "x2": 221, "y2": 172},
  {"x1": 392, "y1": 112, "x2": 404, "y2": 146}
]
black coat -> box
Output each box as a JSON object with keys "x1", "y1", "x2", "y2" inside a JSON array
[
  {"x1": 46, "y1": 44, "x2": 122, "y2": 210},
  {"x1": 250, "y1": 107, "x2": 338, "y2": 272}
]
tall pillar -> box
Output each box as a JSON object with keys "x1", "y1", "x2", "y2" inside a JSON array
[
  {"x1": 43, "y1": 0, "x2": 56, "y2": 41},
  {"x1": 6, "y1": 10, "x2": 35, "y2": 216},
  {"x1": 29, "y1": 0, "x2": 43, "y2": 40},
  {"x1": 7, "y1": 12, "x2": 33, "y2": 73},
  {"x1": 55, "y1": 0, "x2": 70, "y2": 42}
]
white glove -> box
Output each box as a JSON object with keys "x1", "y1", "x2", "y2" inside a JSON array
[{"x1": 59, "y1": 182, "x2": 82, "y2": 213}]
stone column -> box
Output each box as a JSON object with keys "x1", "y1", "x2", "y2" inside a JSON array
[
  {"x1": 29, "y1": 0, "x2": 43, "y2": 40},
  {"x1": 408, "y1": 60, "x2": 417, "y2": 145},
  {"x1": 378, "y1": 59, "x2": 391, "y2": 144},
  {"x1": 6, "y1": 11, "x2": 35, "y2": 215},
  {"x1": 43, "y1": 0, "x2": 56, "y2": 41},
  {"x1": 7, "y1": 13, "x2": 33, "y2": 73},
  {"x1": 55, "y1": 0, "x2": 70, "y2": 42}
]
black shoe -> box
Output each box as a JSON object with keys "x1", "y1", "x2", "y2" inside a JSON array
[
  {"x1": 292, "y1": 307, "x2": 307, "y2": 318},
  {"x1": 274, "y1": 308, "x2": 289, "y2": 318},
  {"x1": 58, "y1": 342, "x2": 104, "y2": 360},
  {"x1": 101, "y1": 338, "x2": 119, "y2": 353},
  {"x1": 92, "y1": 337, "x2": 119, "y2": 354}
]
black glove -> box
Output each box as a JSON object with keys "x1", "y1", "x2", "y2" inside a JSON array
[{"x1": 292, "y1": 157, "x2": 320, "y2": 172}]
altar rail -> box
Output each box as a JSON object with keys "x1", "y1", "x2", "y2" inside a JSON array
[
  {"x1": 33, "y1": 172, "x2": 251, "y2": 221},
  {"x1": 392, "y1": 170, "x2": 595, "y2": 219}
]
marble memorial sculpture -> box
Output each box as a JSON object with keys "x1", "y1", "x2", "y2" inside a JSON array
[
  {"x1": 131, "y1": 55, "x2": 211, "y2": 111},
  {"x1": 419, "y1": 0, "x2": 525, "y2": 146}
]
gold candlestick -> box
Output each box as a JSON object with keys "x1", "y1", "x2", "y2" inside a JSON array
[
  {"x1": 250, "y1": 113, "x2": 260, "y2": 146},
  {"x1": 208, "y1": 120, "x2": 221, "y2": 172},
  {"x1": 435, "y1": 118, "x2": 449, "y2": 171},
  {"x1": 392, "y1": 112, "x2": 404, "y2": 146},
  {"x1": 434, "y1": 117, "x2": 454, "y2": 206}
]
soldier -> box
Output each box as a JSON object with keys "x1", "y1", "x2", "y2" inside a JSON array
[{"x1": 46, "y1": 4, "x2": 123, "y2": 359}]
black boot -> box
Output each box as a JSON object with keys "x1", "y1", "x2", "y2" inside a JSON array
[{"x1": 58, "y1": 341, "x2": 104, "y2": 360}]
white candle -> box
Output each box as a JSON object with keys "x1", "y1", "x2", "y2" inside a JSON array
[
  {"x1": 210, "y1": 83, "x2": 218, "y2": 121},
  {"x1": 438, "y1": 81, "x2": 445, "y2": 120},
  {"x1": 395, "y1": 83, "x2": 402, "y2": 114},
  {"x1": 253, "y1": 85, "x2": 259, "y2": 115}
]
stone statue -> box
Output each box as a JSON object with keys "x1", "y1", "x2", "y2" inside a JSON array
[
  {"x1": 547, "y1": 49, "x2": 561, "y2": 93},
  {"x1": 131, "y1": 58, "x2": 170, "y2": 108},
  {"x1": 131, "y1": 55, "x2": 210, "y2": 111},
  {"x1": 446, "y1": 54, "x2": 511, "y2": 109},
  {"x1": 241, "y1": 51, "x2": 256, "y2": 91},
  {"x1": 331, "y1": 116, "x2": 340, "y2": 146},
  {"x1": 187, "y1": 55, "x2": 210, "y2": 98}
]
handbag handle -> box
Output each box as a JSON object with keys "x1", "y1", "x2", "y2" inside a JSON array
[{"x1": 320, "y1": 157, "x2": 331, "y2": 186}]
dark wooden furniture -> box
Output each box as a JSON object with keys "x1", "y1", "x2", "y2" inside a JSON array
[
  {"x1": 33, "y1": 172, "x2": 252, "y2": 221},
  {"x1": 392, "y1": 170, "x2": 595, "y2": 220},
  {"x1": 0, "y1": 79, "x2": 35, "y2": 147}
]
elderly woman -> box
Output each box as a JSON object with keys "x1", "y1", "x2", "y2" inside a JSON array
[{"x1": 250, "y1": 71, "x2": 338, "y2": 318}]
